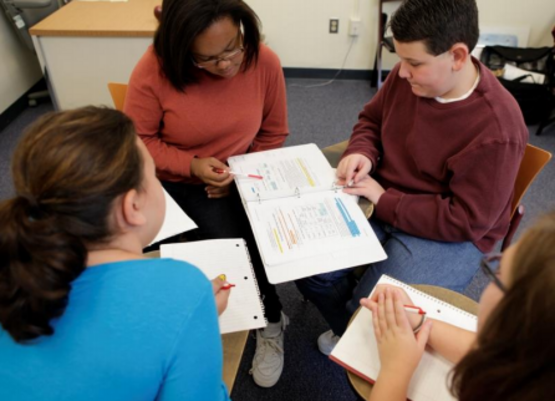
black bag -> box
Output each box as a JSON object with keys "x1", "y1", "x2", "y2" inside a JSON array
[{"x1": 480, "y1": 45, "x2": 554, "y2": 124}]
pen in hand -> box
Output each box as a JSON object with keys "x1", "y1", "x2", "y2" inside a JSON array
[
  {"x1": 212, "y1": 274, "x2": 233, "y2": 315},
  {"x1": 213, "y1": 167, "x2": 264, "y2": 180},
  {"x1": 218, "y1": 274, "x2": 236, "y2": 290},
  {"x1": 403, "y1": 305, "x2": 426, "y2": 315}
]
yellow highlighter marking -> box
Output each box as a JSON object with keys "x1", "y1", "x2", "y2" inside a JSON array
[
  {"x1": 273, "y1": 229, "x2": 284, "y2": 253},
  {"x1": 296, "y1": 159, "x2": 315, "y2": 187}
]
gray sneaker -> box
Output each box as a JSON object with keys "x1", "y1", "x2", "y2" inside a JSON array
[
  {"x1": 317, "y1": 329, "x2": 340, "y2": 356},
  {"x1": 250, "y1": 312, "x2": 289, "y2": 388}
]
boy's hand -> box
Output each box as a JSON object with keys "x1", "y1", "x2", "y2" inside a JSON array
[
  {"x1": 342, "y1": 175, "x2": 385, "y2": 205},
  {"x1": 336, "y1": 154, "x2": 372, "y2": 186}
]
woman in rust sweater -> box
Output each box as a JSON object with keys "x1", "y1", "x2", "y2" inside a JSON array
[{"x1": 125, "y1": 0, "x2": 289, "y2": 389}]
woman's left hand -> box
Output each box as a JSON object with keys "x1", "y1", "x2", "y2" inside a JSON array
[
  {"x1": 361, "y1": 287, "x2": 432, "y2": 378},
  {"x1": 206, "y1": 184, "x2": 231, "y2": 199}
]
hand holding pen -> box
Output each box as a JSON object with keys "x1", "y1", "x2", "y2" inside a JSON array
[
  {"x1": 366, "y1": 284, "x2": 423, "y2": 331},
  {"x1": 190, "y1": 157, "x2": 235, "y2": 187},
  {"x1": 211, "y1": 274, "x2": 235, "y2": 316},
  {"x1": 360, "y1": 287, "x2": 432, "y2": 380},
  {"x1": 336, "y1": 153, "x2": 373, "y2": 186},
  {"x1": 213, "y1": 167, "x2": 264, "y2": 180}
]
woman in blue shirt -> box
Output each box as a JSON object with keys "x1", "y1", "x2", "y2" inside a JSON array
[{"x1": 0, "y1": 106, "x2": 231, "y2": 401}]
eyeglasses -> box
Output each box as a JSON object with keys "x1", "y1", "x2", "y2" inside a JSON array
[
  {"x1": 193, "y1": 46, "x2": 244, "y2": 69},
  {"x1": 480, "y1": 253, "x2": 506, "y2": 292}
]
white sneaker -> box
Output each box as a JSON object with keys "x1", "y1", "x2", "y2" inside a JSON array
[
  {"x1": 250, "y1": 312, "x2": 289, "y2": 388},
  {"x1": 317, "y1": 329, "x2": 340, "y2": 356}
]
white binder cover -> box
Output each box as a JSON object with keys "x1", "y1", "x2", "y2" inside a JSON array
[{"x1": 228, "y1": 144, "x2": 387, "y2": 284}]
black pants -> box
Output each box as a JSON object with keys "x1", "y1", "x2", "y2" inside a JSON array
[{"x1": 162, "y1": 181, "x2": 283, "y2": 323}]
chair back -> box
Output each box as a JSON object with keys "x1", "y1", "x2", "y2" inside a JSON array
[
  {"x1": 107, "y1": 82, "x2": 128, "y2": 111},
  {"x1": 511, "y1": 143, "x2": 552, "y2": 216}
]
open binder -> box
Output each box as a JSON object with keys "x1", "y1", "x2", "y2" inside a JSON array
[{"x1": 228, "y1": 144, "x2": 387, "y2": 284}]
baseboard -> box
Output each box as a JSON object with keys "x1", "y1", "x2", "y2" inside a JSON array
[{"x1": 0, "y1": 78, "x2": 47, "y2": 133}]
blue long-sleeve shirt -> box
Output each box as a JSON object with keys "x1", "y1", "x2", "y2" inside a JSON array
[{"x1": 0, "y1": 258, "x2": 230, "y2": 401}]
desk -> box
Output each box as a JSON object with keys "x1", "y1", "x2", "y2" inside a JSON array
[
  {"x1": 143, "y1": 250, "x2": 249, "y2": 394},
  {"x1": 29, "y1": 0, "x2": 160, "y2": 109},
  {"x1": 347, "y1": 285, "x2": 478, "y2": 400}
]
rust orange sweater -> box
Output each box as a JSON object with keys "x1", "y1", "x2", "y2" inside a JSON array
[
  {"x1": 125, "y1": 44, "x2": 289, "y2": 184},
  {"x1": 343, "y1": 61, "x2": 528, "y2": 253}
]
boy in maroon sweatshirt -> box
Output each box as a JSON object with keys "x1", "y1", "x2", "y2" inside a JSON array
[{"x1": 296, "y1": 0, "x2": 528, "y2": 355}]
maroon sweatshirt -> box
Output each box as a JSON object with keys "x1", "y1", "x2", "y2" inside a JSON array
[{"x1": 343, "y1": 60, "x2": 528, "y2": 253}]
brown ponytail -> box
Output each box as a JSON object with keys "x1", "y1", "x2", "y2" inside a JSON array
[{"x1": 0, "y1": 106, "x2": 143, "y2": 343}]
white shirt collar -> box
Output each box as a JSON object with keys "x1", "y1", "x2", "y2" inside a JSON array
[{"x1": 435, "y1": 67, "x2": 480, "y2": 104}]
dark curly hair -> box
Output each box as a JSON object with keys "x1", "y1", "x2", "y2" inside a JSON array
[
  {"x1": 154, "y1": 0, "x2": 261, "y2": 91},
  {"x1": 0, "y1": 106, "x2": 143, "y2": 343}
]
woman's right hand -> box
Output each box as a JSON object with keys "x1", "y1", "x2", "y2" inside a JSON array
[
  {"x1": 368, "y1": 285, "x2": 421, "y2": 330},
  {"x1": 190, "y1": 157, "x2": 235, "y2": 187},
  {"x1": 211, "y1": 276, "x2": 232, "y2": 316}
]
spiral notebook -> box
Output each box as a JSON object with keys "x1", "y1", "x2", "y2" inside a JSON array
[
  {"x1": 330, "y1": 275, "x2": 478, "y2": 401},
  {"x1": 227, "y1": 144, "x2": 386, "y2": 284},
  {"x1": 161, "y1": 239, "x2": 266, "y2": 334}
]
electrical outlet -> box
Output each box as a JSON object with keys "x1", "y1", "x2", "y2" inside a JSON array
[
  {"x1": 329, "y1": 18, "x2": 339, "y2": 34},
  {"x1": 349, "y1": 18, "x2": 361, "y2": 36}
]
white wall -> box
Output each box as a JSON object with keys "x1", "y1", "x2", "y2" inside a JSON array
[
  {"x1": 246, "y1": 0, "x2": 555, "y2": 70},
  {"x1": 247, "y1": 0, "x2": 375, "y2": 69},
  {"x1": 0, "y1": 13, "x2": 43, "y2": 114}
]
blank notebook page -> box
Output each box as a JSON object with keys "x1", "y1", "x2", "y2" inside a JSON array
[
  {"x1": 330, "y1": 275, "x2": 477, "y2": 401},
  {"x1": 161, "y1": 239, "x2": 266, "y2": 334}
]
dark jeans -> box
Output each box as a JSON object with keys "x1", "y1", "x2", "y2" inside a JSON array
[{"x1": 162, "y1": 181, "x2": 283, "y2": 323}]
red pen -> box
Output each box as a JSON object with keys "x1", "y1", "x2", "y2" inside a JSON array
[
  {"x1": 403, "y1": 305, "x2": 426, "y2": 315},
  {"x1": 217, "y1": 274, "x2": 235, "y2": 290},
  {"x1": 222, "y1": 283, "x2": 236, "y2": 290}
]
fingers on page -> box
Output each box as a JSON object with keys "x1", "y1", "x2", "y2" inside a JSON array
[
  {"x1": 377, "y1": 292, "x2": 388, "y2": 334},
  {"x1": 384, "y1": 288, "x2": 397, "y2": 328}
]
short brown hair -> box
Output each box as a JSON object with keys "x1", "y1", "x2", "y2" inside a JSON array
[
  {"x1": 391, "y1": 0, "x2": 479, "y2": 55},
  {"x1": 154, "y1": 0, "x2": 261, "y2": 91},
  {"x1": 0, "y1": 106, "x2": 143, "y2": 343},
  {"x1": 450, "y1": 213, "x2": 555, "y2": 400}
]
